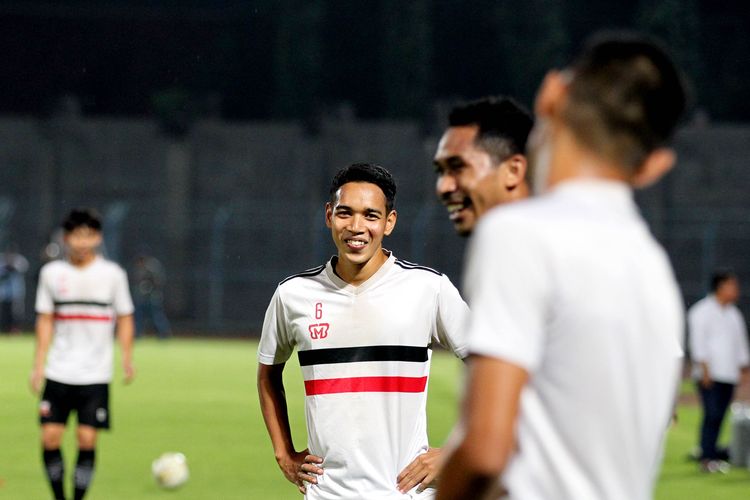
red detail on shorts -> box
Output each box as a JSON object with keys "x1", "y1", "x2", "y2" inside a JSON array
[
  {"x1": 304, "y1": 376, "x2": 428, "y2": 395},
  {"x1": 54, "y1": 313, "x2": 113, "y2": 322}
]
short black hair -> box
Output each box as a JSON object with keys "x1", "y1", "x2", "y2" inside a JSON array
[
  {"x1": 329, "y1": 163, "x2": 397, "y2": 212},
  {"x1": 564, "y1": 31, "x2": 688, "y2": 170},
  {"x1": 448, "y1": 96, "x2": 534, "y2": 164},
  {"x1": 711, "y1": 269, "x2": 736, "y2": 292},
  {"x1": 62, "y1": 208, "x2": 103, "y2": 233}
]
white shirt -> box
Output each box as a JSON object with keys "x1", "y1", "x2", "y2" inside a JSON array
[
  {"x1": 688, "y1": 295, "x2": 749, "y2": 384},
  {"x1": 258, "y1": 253, "x2": 468, "y2": 500},
  {"x1": 465, "y1": 180, "x2": 684, "y2": 500},
  {"x1": 36, "y1": 256, "x2": 134, "y2": 385}
]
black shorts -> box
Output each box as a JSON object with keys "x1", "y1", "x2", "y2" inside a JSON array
[{"x1": 39, "y1": 379, "x2": 110, "y2": 429}]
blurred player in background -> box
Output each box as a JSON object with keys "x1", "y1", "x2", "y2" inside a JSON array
[
  {"x1": 257, "y1": 163, "x2": 468, "y2": 499},
  {"x1": 0, "y1": 243, "x2": 29, "y2": 332},
  {"x1": 30, "y1": 208, "x2": 135, "y2": 500},
  {"x1": 688, "y1": 270, "x2": 750, "y2": 472},
  {"x1": 132, "y1": 252, "x2": 171, "y2": 339},
  {"x1": 438, "y1": 32, "x2": 688, "y2": 500},
  {"x1": 433, "y1": 96, "x2": 533, "y2": 237}
]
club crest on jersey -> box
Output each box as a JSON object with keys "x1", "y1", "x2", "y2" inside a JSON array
[{"x1": 308, "y1": 323, "x2": 329, "y2": 340}]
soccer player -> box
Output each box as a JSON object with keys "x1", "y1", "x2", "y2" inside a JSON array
[
  {"x1": 257, "y1": 163, "x2": 469, "y2": 499},
  {"x1": 438, "y1": 33, "x2": 688, "y2": 500},
  {"x1": 30, "y1": 208, "x2": 135, "y2": 500},
  {"x1": 433, "y1": 96, "x2": 533, "y2": 237}
]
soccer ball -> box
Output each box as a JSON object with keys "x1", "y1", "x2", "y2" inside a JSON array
[{"x1": 151, "y1": 452, "x2": 189, "y2": 489}]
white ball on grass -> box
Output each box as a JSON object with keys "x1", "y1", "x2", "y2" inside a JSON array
[{"x1": 152, "y1": 452, "x2": 189, "y2": 489}]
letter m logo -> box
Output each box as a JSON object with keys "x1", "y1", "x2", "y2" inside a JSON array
[{"x1": 308, "y1": 323, "x2": 329, "y2": 340}]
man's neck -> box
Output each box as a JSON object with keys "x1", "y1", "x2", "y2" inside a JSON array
[
  {"x1": 714, "y1": 294, "x2": 733, "y2": 307},
  {"x1": 545, "y1": 127, "x2": 629, "y2": 190},
  {"x1": 68, "y1": 253, "x2": 97, "y2": 268},
  {"x1": 335, "y1": 249, "x2": 388, "y2": 286}
]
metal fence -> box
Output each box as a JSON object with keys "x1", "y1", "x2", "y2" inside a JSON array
[{"x1": 1, "y1": 115, "x2": 749, "y2": 334}]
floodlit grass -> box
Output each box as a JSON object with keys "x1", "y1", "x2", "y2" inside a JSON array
[{"x1": 1, "y1": 335, "x2": 748, "y2": 499}]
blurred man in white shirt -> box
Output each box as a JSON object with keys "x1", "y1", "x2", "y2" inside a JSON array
[{"x1": 688, "y1": 270, "x2": 750, "y2": 472}]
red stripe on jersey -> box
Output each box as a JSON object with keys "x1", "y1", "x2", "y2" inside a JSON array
[
  {"x1": 304, "y1": 376, "x2": 428, "y2": 395},
  {"x1": 54, "y1": 313, "x2": 113, "y2": 322}
]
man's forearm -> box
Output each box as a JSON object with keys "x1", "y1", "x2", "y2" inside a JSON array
[
  {"x1": 437, "y1": 357, "x2": 527, "y2": 499},
  {"x1": 257, "y1": 364, "x2": 296, "y2": 460},
  {"x1": 117, "y1": 315, "x2": 135, "y2": 364},
  {"x1": 438, "y1": 444, "x2": 497, "y2": 499},
  {"x1": 33, "y1": 314, "x2": 54, "y2": 371}
]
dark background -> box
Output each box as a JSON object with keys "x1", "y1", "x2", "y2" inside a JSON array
[
  {"x1": 1, "y1": 0, "x2": 749, "y2": 334},
  {"x1": 2, "y1": 0, "x2": 749, "y2": 123}
]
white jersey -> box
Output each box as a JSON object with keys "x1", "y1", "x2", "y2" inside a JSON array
[
  {"x1": 36, "y1": 256, "x2": 134, "y2": 385},
  {"x1": 258, "y1": 252, "x2": 468, "y2": 500},
  {"x1": 688, "y1": 295, "x2": 750, "y2": 384},
  {"x1": 465, "y1": 180, "x2": 684, "y2": 500}
]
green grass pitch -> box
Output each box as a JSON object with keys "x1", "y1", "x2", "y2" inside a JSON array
[{"x1": 0, "y1": 335, "x2": 748, "y2": 499}]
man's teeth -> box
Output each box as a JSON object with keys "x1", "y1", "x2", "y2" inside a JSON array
[
  {"x1": 346, "y1": 240, "x2": 366, "y2": 247},
  {"x1": 446, "y1": 203, "x2": 465, "y2": 213}
]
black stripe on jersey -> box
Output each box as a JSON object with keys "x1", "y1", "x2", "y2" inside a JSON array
[
  {"x1": 394, "y1": 259, "x2": 442, "y2": 276},
  {"x1": 54, "y1": 300, "x2": 112, "y2": 308},
  {"x1": 298, "y1": 345, "x2": 430, "y2": 366},
  {"x1": 279, "y1": 264, "x2": 326, "y2": 285}
]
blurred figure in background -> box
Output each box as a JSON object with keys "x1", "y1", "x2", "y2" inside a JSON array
[
  {"x1": 132, "y1": 253, "x2": 171, "y2": 339},
  {"x1": 0, "y1": 243, "x2": 29, "y2": 333},
  {"x1": 31, "y1": 208, "x2": 135, "y2": 500},
  {"x1": 688, "y1": 270, "x2": 750, "y2": 473}
]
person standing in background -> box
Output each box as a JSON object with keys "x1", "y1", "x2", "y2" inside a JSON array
[
  {"x1": 689, "y1": 270, "x2": 750, "y2": 472},
  {"x1": 30, "y1": 208, "x2": 135, "y2": 500},
  {"x1": 0, "y1": 244, "x2": 29, "y2": 332},
  {"x1": 132, "y1": 253, "x2": 172, "y2": 339}
]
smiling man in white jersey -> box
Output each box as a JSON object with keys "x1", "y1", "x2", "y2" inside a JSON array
[
  {"x1": 258, "y1": 163, "x2": 469, "y2": 499},
  {"x1": 438, "y1": 32, "x2": 688, "y2": 500},
  {"x1": 30, "y1": 208, "x2": 135, "y2": 500}
]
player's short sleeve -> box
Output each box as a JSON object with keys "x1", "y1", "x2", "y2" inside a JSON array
[
  {"x1": 434, "y1": 274, "x2": 469, "y2": 359},
  {"x1": 258, "y1": 287, "x2": 295, "y2": 365},
  {"x1": 113, "y1": 266, "x2": 135, "y2": 316},
  {"x1": 464, "y1": 213, "x2": 550, "y2": 373},
  {"x1": 35, "y1": 265, "x2": 54, "y2": 314}
]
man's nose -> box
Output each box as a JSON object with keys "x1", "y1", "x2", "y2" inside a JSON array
[
  {"x1": 347, "y1": 214, "x2": 364, "y2": 232},
  {"x1": 436, "y1": 173, "x2": 457, "y2": 198}
]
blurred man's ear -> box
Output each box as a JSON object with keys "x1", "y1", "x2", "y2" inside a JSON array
[
  {"x1": 535, "y1": 70, "x2": 571, "y2": 119},
  {"x1": 631, "y1": 148, "x2": 676, "y2": 188}
]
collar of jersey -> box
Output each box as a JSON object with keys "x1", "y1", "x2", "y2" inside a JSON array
[{"x1": 325, "y1": 250, "x2": 395, "y2": 295}]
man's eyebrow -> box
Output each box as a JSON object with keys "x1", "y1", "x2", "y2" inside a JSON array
[{"x1": 434, "y1": 155, "x2": 465, "y2": 170}]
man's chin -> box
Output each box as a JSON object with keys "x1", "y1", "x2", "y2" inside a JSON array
[{"x1": 452, "y1": 220, "x2": 474, "y2": 238}]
